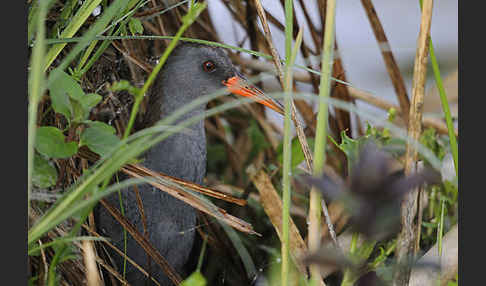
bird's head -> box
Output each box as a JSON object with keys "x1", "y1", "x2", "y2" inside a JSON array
[{"x1": 158, "y1": 43, "x2": 284, "y2": 115}]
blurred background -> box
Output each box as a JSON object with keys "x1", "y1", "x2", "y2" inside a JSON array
[{"x1": 207, "y1": 0, "x2": 458, "y2": 132}]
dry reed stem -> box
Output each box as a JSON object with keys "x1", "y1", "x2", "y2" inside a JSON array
[
  {"x1": 252, "y1": 0, "x2": 314, "y2": 172},
  {"x1": 78, "y1": 148, "x2": 256, "y2": 238},
  {"x1": 331, "y1": 43, "x2": 357, "y2": 135},
  {"x1": 321, "y1": 200, "x2": 340, "y2": 249},
  {"x1": 247, "y1": 166, "x2": 323, "y2": 284},
  {"x1": 82, "y1": 240, "x2": 103, "y2": 286},
  {"x1": 95, "y1": 257, "x2": 132, "y2": 286},
  {"x1": 111, "y1": 40, "x2": 153, "y2": 73},
  {"x1": 79, "y1": 146, "x2": 247, "y2": 206},
  {"x1": 154, "y1": 168, "x2": 247, "y2": 206},
  {"x1": 38, "y1": 240, "x2": 49, "y2": 284},
  {"x1": 320, "y1": 201, "x2": 348, "y2": 241},
  {"x1": 133, "y1": 184, "x2": 149, "y2": 239},
  {"x1": 122, "y1": 164, "x2": 258, "y2": 235},
  {"x1": 150, "y1": 0, "x2": 167, "y2": 40},
  {"x1": 81, "y1": 224, "x2": 162, "y2": 286},
  {"x1": 394, "y1": 0, "x2": 434, "y2": 285},
  {"x1": 348, "y1": 86, "x2": 456, "y2": 135},
  {"x1": 361, "y1": 0, "x2": 411, "y2": 125}
]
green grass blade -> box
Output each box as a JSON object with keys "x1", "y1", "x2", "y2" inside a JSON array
[
  {"x1": 28, "y1": 0, "x2": 51, "y2": 211},
  {"x1": 429, "y1": 44, "x2": 458, "y2": 174},
  {"x1": 281, "y1": 0, "x2": 294, "y2": 283},
  {"x1": 43, "y1": 0, "x2": 103, "y2": 71},
  {"x1": 46, "y1": 0, "x2": 132, "y2": 86},
  {"x1": 310, "y1": 0, "x2": 337, "y2": 284},
  {"x1": 420, "y1": 0, "x2": 458, "y2": 176},
  {"x1": 28, "y1": 236, "x2": 107, "y2": 255}
]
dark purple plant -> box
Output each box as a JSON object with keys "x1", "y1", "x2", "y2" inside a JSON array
[{"x1": 299, "y1": 142, "x2": 441, "y2": 240}]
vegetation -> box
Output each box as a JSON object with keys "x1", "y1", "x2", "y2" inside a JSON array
[{"x1": 28, "y1": 0, "x2": 458, "y2": 285}]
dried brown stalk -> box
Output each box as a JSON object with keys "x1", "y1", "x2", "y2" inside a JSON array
[
  {"x1": 122, "y1": 164, "x2": 258, "y2": 235},
  {"x1": 133, "y1": 184, "x2": 149, "y2": 238},
  {"x1": 95, "y1": 257, "x2": 133, "y2": 286},
  {"x1": 111, "y1": 41, "x2": 153, "y2": 74},
  {"x1": 149, "y1": 0, "x2": 166, "y2": 37},
  {"x1": 348, "y1": 86, "x2": 456, "y2": 135},
  {"x1": 361, "y1": 0, "x2": 411, "y2": 125},
  {"x1": 252, "y1": 0, "x2": 314, "y2": 172},
  {"x1": 247, "y1": 166, "x2": 320, "y2": 283},
  {"x1": 331, "y1": 42, "x2": 357, "y2": 136},
  {"x1": 153, "y1": 169, "x2": 247, "y2": 206},
  {"x1": 82, "y1": 240, "x2": 102, "y2": 286},
  {"x1": 38, "y1": 240, "x2": 49, "y2": 284},
  {"x1": 81, "y1": 224, "x2": 161, "y2": 286},
  {"x1": 78, "y1": 148, "x2": 247, "y2": 207},
  {"x1": 394, "y1": 1, "x2": 434, "y2": 285}
]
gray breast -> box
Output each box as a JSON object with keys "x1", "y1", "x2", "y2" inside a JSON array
[{"x1": 94, "y1": 124, "x2": 206, "y2": 286}]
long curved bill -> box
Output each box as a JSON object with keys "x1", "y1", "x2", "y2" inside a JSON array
[{"x1": 223, "y1": 76, "x2": 284, "y2": 115}]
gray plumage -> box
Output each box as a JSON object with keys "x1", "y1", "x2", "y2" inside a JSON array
[{"x1": 95, "y1": 43, "x2": 239, "y2": 285}]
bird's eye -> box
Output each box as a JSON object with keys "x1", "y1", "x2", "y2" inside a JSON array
[{"x1": 202, "y1": 60, "x2": 216, "y2": 72}]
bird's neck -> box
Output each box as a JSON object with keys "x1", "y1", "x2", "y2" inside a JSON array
[
  {"x1": 158, "y1": 75, "x2": 207, "y2": 130},
  {"x1": 143, "y1": 76, "x2": 207, "y2": 184}
]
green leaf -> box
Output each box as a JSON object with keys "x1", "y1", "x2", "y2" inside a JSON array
[
  {"x1": 48, "y1": 70, "x2": 85, "y2": 120},
  {"x1": 247, "y1": 119, "x2": 269, "y2": 161},
  {"x1": 35, "y1": 127, "x2": 78, "y2": 158},
  {"x1": 443, "y1": 180, "x2": 458, "y2": 202},
  {"x1": 364, "y1": 122, "x2": 391, "y2": 145},
  {"x1": 421, "y1": 221, "x2": 438, "y2": 229},
  {"x1": 32, "y1": 153, "x2": 58, "y2": 188},
  {"x1": 71, "y1": 99, "x2": 85, "y2": 123},
  {"x1": 420, "y1": 128, "x2": 446, "y2": 161},
  {"x1": 334, "y1": 130, "x2": 362, "y2": 167},
  {"x1": 180, "y1": 271, "x2": 207, "y2": 286},
  {"x1": 71, "y1": 93, "x2": 102, "y2": 122},
  {"x1": 80, "y1": 93, "x2": 102, "y2": 110},
  {"x1": 48, "y1": 71, "x2": 101, "y2": 122},
  {"x1": 128, "y1": 17, "x2": 143, "y2": 35},
  {"x1": 110, "y1": 80, "x2": 140, "y2": 96},
  {"x1": 182, "y1": 1, "x2": 207, "y2": 26},
  {"x1": 52, "y1": 242, "x2": 77, "y2": 263},
  {"x1": 80, "y1": 121, "x2": 120, "y2": 157},
  {"x1": 277, "y1": 137, "x2": 315, "y2": 170}
]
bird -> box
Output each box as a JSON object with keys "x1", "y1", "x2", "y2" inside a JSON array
[{"x1": 94, "y1": 42, "x2": 284, "y2": 286}]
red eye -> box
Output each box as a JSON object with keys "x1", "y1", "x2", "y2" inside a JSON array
[{"x1": 202, "y1": 60, "x2": 216, "y2": 72}]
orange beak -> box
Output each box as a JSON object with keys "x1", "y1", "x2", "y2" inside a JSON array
[{"x1": 223, "y1": 76, "x2": 284, "y2": 115}]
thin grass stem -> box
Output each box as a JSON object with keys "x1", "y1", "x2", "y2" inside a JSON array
[
  {"x1": 419, "y1": 0, "x2": 458, "y2": 175},
  {"x1": 28, "y1": 0, "x2": 51, "y2": 213},
  {"x1": 309, "y1": 0, "x2": 337, "y2": 284},
  {"x1": 281, "y1": 0, "x2": 294, "y2": 284}
]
